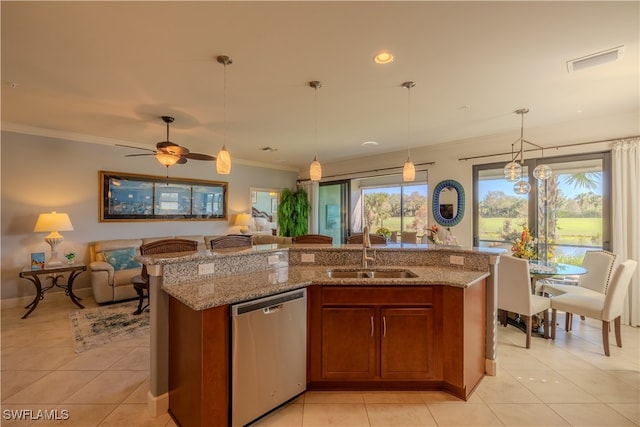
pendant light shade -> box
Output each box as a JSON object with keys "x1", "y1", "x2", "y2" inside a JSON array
[
  {"x1": 403, "y1": 156, "x2": 416, "y2": 182},
  {"x1": 504, "y1": 161, "x2": 522, "y2": 182},
  {"x1": 309, "y1": 81, "x2": 322, "y2": 181},
  {"x1": 513, "y1": 180, "x2": 531, "y2": 195},
  {"x1": 309, "y1": 154, "x2": 322, "y2": 182},
  {"x1": 216, "y1": 144, "x2": 231, "y2": 175},
  {"x1": 533, "y1": 163, "x2": 553, "y2": 181},
  {"x1": 402, "y1": 81, "x2": 416, "y2": 182},
  {"x1": 216, "y1": 55, "x2": 233, "y2": 175}
]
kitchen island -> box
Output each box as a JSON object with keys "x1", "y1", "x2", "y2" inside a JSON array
[{"x1": 138, "y1": 244, "x2": 500, "y2": 427}]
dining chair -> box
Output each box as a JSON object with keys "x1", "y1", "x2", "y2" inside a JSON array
[
  {"x1": 132, "y1": 238, "x2": 198, "y2": 315},
  {"x1": 210, "y1": 234, "x2": 252, "y2": 250},
  {"x1": 346, "y1": 233, "x2": 386, "y2": 244},
  {"x1": 551, "y1": 259, "x2": 638, "y2": 356},
  {"x1": 539, "y1": 250, "x2": 616, "y2": 331},
  {"x1": 498, "y1": 255, "x2": 552, "y2": 348},
  {"x1": 292, "y1": 234, "x2": 333, "y2": 244},
  {"x1": 401, "y1": 231, "x2": 417, "y2": 244},
  {"x1": 539, "y1": 250, "x2": 616, "y2": 295}
]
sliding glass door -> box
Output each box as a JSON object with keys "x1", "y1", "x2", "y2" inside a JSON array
[{"x1": 318, "y1": 181, "x2": 349, "y2": 244}]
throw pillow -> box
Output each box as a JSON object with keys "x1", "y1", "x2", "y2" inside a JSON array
[{"x1": 101, "y1": 247, "x2": 141, "y2": 271}]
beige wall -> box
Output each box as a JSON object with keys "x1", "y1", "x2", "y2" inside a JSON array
[{"x1": 0, "y1": 131, "x2": 299, "y2": 301}]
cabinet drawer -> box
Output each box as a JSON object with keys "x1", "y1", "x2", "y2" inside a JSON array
[{"x1": 322, "y1": 286, "x2": 433, "y2": 306}]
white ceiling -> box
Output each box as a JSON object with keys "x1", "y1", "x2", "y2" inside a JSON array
[{"x1": 2, "y1": 1, "x2": 638, "y2": 172}]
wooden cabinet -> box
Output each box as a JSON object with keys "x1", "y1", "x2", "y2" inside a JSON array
[
  {"x1": 321, "y1": 306, "x2": 435, "y2": 380},
  {"x1": 310, "y1": 286, "x2": 439, "y2": 384},
  {"x1": 308, "y1": 282, "x2": 486, "y2": 400},
  {"x1": 322, "y1": 307, "x2": 376, "y2": 379},
  {"x1": 381, "y1": 307, "x2": 434, "y2": 379}
]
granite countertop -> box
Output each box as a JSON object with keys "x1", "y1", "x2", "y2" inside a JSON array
[{"x1": 162, "y1": 265, "x2": 490, "y2": 311}]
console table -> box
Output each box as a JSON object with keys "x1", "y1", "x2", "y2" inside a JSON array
[{"x1": 18, "y1": 263, "x2": 86, "y2": 318}]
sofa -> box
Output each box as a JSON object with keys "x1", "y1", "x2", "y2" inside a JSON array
[{"x1": 89, "y1": 235, "x2": 206, "y2": 304}]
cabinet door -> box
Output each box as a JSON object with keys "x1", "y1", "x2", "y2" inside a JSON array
[
  {"x1": 381, "y1": 308, "x2": 435, "y2": 379},
  {"x1": 322, "y1": 307, "x2": 376, "y2": 379}
]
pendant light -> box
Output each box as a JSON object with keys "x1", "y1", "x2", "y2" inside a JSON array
[
  {"x1": 402, "y1": 81, "x2": 416, "y2": 182},
  {"x1": 533, "y1": 150, "x2": 553, "y2": 181},
  {"x1": 309, "y1": 81, "x2": 322, "y2": 182},
  {"x1": 503, "y1": 143, "x2": 522, "y2": 182},
  {"x1": 216, "y1": 55, "x2": 232, "y2": 175}
]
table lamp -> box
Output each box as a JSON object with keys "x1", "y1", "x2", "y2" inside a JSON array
[
  {"x1": 33, "y1": 211, "x2": 74, "y2": 266},
  {"x1": 235, "y1": 213, "x2": 253, "y2": 234}
]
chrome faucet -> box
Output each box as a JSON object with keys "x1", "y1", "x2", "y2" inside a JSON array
[{"x1": 362, "y1": 226, "x2": 375, "y2": 268}]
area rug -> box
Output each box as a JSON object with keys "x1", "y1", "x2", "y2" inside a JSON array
[{"x1": 69, "y1": 301, "x2": 149, "y2": 353}]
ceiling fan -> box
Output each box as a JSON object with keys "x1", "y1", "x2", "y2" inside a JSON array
[{"x1": 118, "y1": 116, "x2": 216, "y2": 166}]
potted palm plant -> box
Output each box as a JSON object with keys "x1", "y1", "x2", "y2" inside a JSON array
[{"x1": 277, "y1": 188, "x2": 310, "y2": 237}]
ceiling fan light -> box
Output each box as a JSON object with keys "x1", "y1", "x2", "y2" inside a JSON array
[
  {"x1": 309, "y1": 155, "x2": 322, "y2": 182},
  {"x1": 513, "y1": 180, "x2": 531, "y2": 195},
  {"x1": 533, "y1": 164, "x2": 553, "y2": 180},
  {"x1": 216, "y1": 145, "x2": 231, "y2": 175},
  {"x1": 403, "y1": 158, "x2": 415, "y2": 182},
  {"x1": 155, "y1": 152, "x2": 180, "y2": 167},
  {"x1": 504, "y1": 161, "x2": 522, "y2": 182}
]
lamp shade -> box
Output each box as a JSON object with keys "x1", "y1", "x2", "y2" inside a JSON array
[
  {"x1": 216, "y1": 145, "x2": 231, "y2": 174},
  {"x1": 403, "y1": 158, "x2": 415, "y2": 182},
  {"x1": 234, "y1": 213, "x2": 253, "y2": 227},
  {"x1": 533, "y1": 164, "x2": 553, "y2": 180},
  {"x1": 513, "y1": 180, "x2": 531, "y2": 195},
  {"x1": 504, "y1": 162, "x2": 522, "y2": 182},
  {"x1": 34, "y1": 212, "x2": 74, "y2": 232},
  {"x1": 155, "y1": 152, "x2": 180, "y2": 167},
  {"x1": 309, "y1": 155, "x2": 322, "y2": 181}
]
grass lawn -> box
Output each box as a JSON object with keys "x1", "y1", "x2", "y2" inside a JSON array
[{"x1": 480, "y1": 217, "x2": 602, "y2": 245}]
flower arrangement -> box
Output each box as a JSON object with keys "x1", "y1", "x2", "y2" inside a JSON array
[
  {"x1": 376, "y1": 227, "x2": 391, "y2": 240},
  {"x1": 511, "y1": 226, "x2": 538, "y2": 259},
  {"x1": 65, "y1": 252, "x2": 76, "y2": 264},
  {"x1": 427, "y1": 224, "x2": 443, "y2": 244}
]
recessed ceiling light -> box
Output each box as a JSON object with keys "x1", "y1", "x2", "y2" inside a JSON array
[
  {"x1": 361, "y1": 141, "x2": 379, "y2": 146},
  {"x1": 373, "y1": 52, "x2": 394, "y2": 64}
]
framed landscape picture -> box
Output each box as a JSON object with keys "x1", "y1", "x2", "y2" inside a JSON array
[{"x1": 100, "y1": 171, "x2": 228, "y2": 222}]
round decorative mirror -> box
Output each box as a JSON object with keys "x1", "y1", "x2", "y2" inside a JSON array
[{"x1": 432, "y1": 179, "x2": 465, "y2": 227}]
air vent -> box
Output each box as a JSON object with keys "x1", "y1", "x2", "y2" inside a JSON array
[
  {"x1": 260, "y1": 146, "x2": 278, "y2": 152},
  {"x1": 567, "y1": 46, "x2": 624, "y2": 73}
]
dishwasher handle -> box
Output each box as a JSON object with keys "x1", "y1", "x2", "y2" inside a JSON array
[
  {"x1": 231, "y1": 288, "x2": 306, "y2": 316},
  {"x1": 263, "y1": 304, "x2": 283, "y2": 314}
]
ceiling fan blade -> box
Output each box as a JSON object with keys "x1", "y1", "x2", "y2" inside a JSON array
[
  {"x1": 125, "y1": 153, "x2": 155, "y2": 157},
  {"x1": 177, "y1": 157, "x2": 188, "y2": 164},
  {"x1": 184, "y1": 153, "x2": 216, "y2": 161},
  {"x1": 117, "y1": 144, "x2": 155, "y2": 153}
]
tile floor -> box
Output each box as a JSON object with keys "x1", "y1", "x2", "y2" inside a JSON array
[{"x1": 1, "y1": 296, "x2": 638, "y2": 427}]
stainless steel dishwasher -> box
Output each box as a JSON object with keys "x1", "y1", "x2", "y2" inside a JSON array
[{"x1": 231, "y1": 288, "x2": 307, "y2": 427}]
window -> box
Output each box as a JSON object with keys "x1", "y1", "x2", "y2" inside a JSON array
[
  {"x1": 360, "y1": 183, "x2": 429, "y2": 243},
  {"x1": 473, "y1": 152, "x2": 610, "y2": 265}
]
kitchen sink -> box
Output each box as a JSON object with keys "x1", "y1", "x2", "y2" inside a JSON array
[{"x1": 326, "y1": 269, "x2": 418, "y2": 279}]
